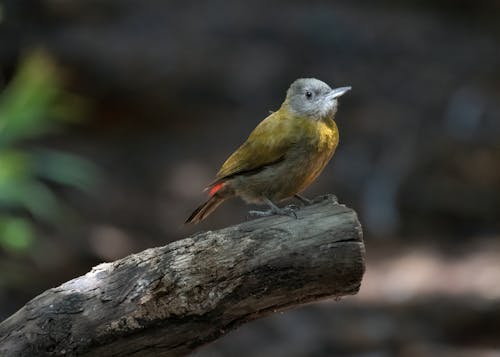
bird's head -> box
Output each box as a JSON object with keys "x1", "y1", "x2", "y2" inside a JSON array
[{"x1": 284, "y1": 78, "x2": 351, "y2": 120}]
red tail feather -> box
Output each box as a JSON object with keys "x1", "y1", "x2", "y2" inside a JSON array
[
  {"x1": 209, "y1": 182, "x2": 224, "y2": 196},
  {"x1": 186, "y1": 182, "x2": 227, "y2": 224}
]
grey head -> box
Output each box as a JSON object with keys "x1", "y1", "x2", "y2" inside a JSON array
[{"x1": 285, "y1": 78, "x2": 351, "y2": 120}]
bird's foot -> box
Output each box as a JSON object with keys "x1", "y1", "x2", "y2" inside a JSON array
[
  {"x1": 248, "y1": 204, "x2": 299, "y2": 219},
  {"x1": 247, "y1": 209, "x2": 273, "y2": 218},
  {"x1": 281, "y1": 204, "x2": 299, "y2": 218}
]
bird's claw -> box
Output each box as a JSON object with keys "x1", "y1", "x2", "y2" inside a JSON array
[{"x1": 281, "y1": 204, "x2": 299, "y2": 218}]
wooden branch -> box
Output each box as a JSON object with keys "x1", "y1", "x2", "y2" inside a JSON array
[{"x1": 0, "y1": 195, "x2": 365, "y2": 357}]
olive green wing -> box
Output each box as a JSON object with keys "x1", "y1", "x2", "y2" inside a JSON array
[{"x1": 212, "y1": 112, "x2": 294, "y2": 183}]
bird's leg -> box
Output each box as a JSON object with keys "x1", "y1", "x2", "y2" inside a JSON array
[
  {"x1": 294, "y1": 194, "x2": 314, "y2": 206},
  {"x1": 248, "y1": 197, "x2": 298, "y2": 219}
]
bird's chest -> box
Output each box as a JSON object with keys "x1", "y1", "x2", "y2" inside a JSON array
[
  {"x1": 285, "y1": 119, "x2": 338, "y2": 187},
  {"x1": 294, "y1": 119, "x2": 338, "y2": 159}
]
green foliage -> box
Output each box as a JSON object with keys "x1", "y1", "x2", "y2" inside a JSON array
[
  {"x1": 0, "y1": 51, "x2": 99, "y2": 253},
  {"x1": 0, "y1": 217, "x2": 34, "y2": 253},
  {"x1": 0, "y1": 51, "x2": 79, "y2": 146}
]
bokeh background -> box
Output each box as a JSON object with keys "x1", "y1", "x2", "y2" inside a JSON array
[{"x1": 1, "y1": 0, "x2": 500, "y2": 356}]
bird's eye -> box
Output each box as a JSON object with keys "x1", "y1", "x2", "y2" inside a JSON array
[{"x1": 305, "y1": 91, "x2": 312, "y2": 99}]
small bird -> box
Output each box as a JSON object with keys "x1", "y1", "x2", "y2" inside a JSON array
[{"x1": 186, "y1": 78, "x2": 351, "y2": 224}]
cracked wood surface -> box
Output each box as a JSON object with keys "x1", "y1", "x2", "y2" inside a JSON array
[{"x1": 0, "y1": 195, "x2": 365, "y2": 357}]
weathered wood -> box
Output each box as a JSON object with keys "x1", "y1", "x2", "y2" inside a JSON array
[{"x1": 0, "y1": 195, "x2": 365, "y2": 357}]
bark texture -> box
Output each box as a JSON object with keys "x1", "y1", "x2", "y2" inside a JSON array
[{"x1": 0, "y1": 195, "x2": 365, "y2": 357}]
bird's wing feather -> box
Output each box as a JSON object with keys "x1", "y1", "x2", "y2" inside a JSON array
[{"x1": 211, "y1": 111, "x2": 295, "y2": 184}]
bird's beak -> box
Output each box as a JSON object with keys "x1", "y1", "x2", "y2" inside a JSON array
[{"x1": 327, "y1": 86, "x2": 352, "y2": 100}]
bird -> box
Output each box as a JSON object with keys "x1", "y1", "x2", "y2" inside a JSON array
[{"x1": 186, "y1": 78, "x2": 351, "y2": 224}]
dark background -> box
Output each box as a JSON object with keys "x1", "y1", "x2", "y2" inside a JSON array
[{"x1": 1, "y1": 0, "x2": 500, "y2": 356}]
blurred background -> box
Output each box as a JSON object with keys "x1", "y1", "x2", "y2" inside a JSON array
[{"x1": 1, "y1": 0, "x2": 499, "y2": 356}]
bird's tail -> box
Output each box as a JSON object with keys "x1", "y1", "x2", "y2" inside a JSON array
[{"x1": 185, "y1": 195, "x2": 226, "y2": 224}]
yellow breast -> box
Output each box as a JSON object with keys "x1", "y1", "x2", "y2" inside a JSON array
[
  {"x1": 296, "y1": 116, "x2": 338, "y2": 154},
  {"x1": 289, "y1": 116, "x2": 338, "y2": 192}
]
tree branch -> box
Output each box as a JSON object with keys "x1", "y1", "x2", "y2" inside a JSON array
[{"x1": 0, "y1": 195, "x2": 365, "y2": 357}]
